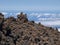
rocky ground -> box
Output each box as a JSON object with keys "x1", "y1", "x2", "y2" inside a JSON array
[{"x1": 0, "y1": 12, "x2": 60, "y2": 45}]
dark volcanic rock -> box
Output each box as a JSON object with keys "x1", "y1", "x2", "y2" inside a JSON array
[
  {"x1": 0, "y1": 12, "x2": 60, "y2": 45},
  {"x1": 0, "y1": 13, "x2": 4, "y2": 31}
]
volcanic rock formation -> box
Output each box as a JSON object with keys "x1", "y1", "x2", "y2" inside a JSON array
[{"x1": 0, "y1": 12, "x2": 60, "y2": 45}]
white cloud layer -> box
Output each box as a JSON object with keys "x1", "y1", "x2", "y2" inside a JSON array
[
  {"x1": 2, "y1": 12, "x2": 8, "y2": 15},
  {"x1": 58, "y1": 28, "x2": 60, "y2": 32},
  {"x1": 30, "y1": 12, "x2": 60, "y2": 17},
  {"x1": 30, "y1": 13, "x2": 41, "y2": 17},
  {"x1": 40, "y1": 21, "x2": 60, "y2": 26},
  {"x1": 35, "y1": 20, "x2": 60, "y2": 26},
  {"x1": 43, "y1": 13, "x2": 51, "y2": 16}
]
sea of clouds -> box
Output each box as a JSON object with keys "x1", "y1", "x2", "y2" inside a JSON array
[{"x1": 1, "y1": 11, "x2": 60, "y2": 32}]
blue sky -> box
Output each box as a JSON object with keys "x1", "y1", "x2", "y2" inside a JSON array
[{"x1": 0, "y1": 0, "x2": 60, "y2": 11}]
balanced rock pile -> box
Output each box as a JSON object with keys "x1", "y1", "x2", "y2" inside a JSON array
[{"x1": 0, "y1": 12, "x2": 60, "y2": 45}]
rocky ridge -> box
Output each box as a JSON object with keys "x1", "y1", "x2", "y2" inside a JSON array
[{"x1": 0, "y1": 12, "x2": 60, "y2": 45}]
